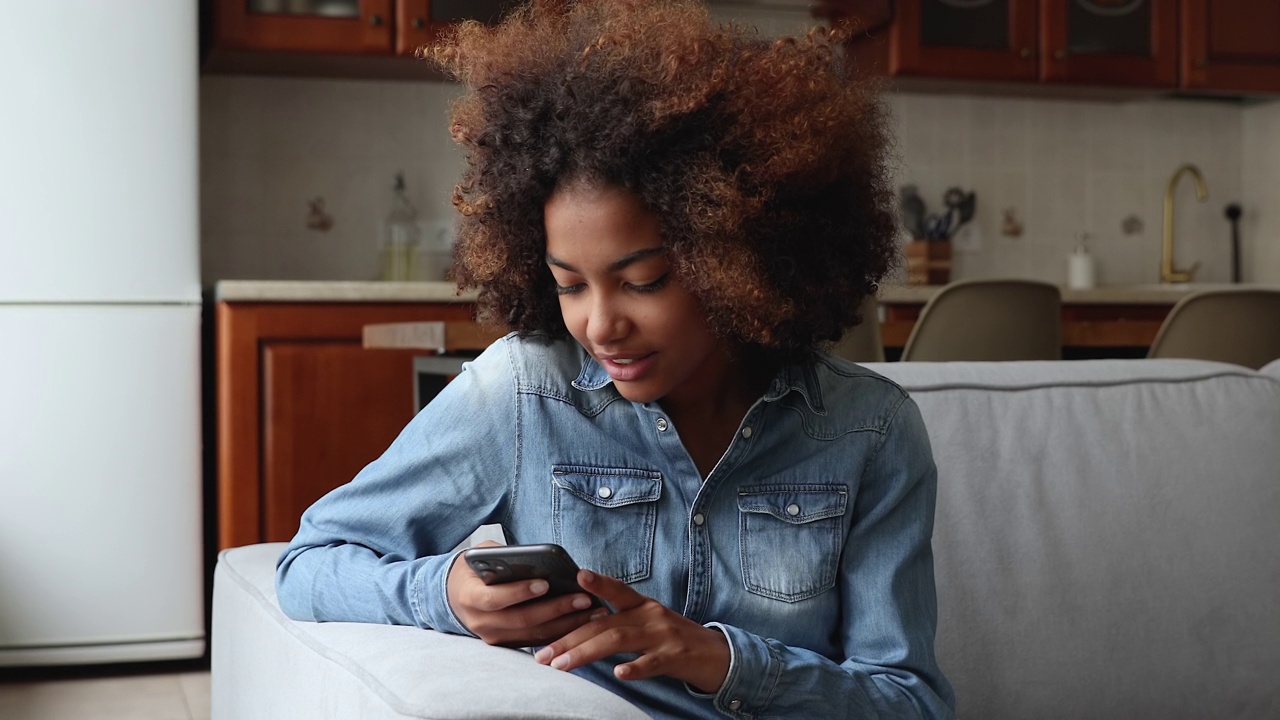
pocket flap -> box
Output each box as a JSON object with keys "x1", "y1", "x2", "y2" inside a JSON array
[
  {"x1": 737, "y1": 485, "x2": 847, "y2": 524},
  {"x1": 551, "y1": 465, "x2": 662, "y2": 508}
]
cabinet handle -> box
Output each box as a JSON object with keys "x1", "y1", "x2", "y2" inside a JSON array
[
  {"x1": 1020, "y1": 47, "x2": 1032, "y2": 59},
  {"x1": 412, "y1": 17, "x2": 425, "y2": 29},
  {"x1": 1053, "y1": 49, "x2": 1067, "y2": 61},
  {"x1": 369, "y1": 13, "x2": 384, "y2": 26}
]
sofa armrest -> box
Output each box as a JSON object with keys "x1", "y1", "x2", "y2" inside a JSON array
[{"x1": 212, "y1": 544, "x2": 651, "y2": 720}]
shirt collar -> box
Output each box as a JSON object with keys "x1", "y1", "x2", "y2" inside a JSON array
[{"x1": 572, "y1": 353, "x2": 826, "y2": 416}]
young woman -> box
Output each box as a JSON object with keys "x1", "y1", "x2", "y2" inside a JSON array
[{"x1": 277, "y1": 2, "x2": 956, "y2": 717}]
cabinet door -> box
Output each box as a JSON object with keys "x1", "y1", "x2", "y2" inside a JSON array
[
  {"x1": 1041, "y1": 0, "x2": 1177, "y2": 86},
  {"x1": 893, "y1": 0, "x2": 1039, "y2": 82},
  {"x1": 216, "y1": 0, "x2": 394, "y2": 54},
  {"x1": 1181, "y1": 0, "x2": 1280, "y2": 93},
  {"x1": 217, "y1": 301, "x2": 478, "y2": 549},
  {"x1": 396, "y1": 0, "x2": 522, "y2": 56},
  {"x1": 261, "y1": 342, "x2": 417, "y2": 542}
]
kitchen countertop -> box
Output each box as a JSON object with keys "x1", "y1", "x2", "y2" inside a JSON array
[
  {"x1": 215, "y1": 280, "x2": 476, "y2": 303},
  {"x1": 215, "y1": 279, "x2": 1275, "y2": 305},
  {"x1": 878, "y1": 283, "x2": 1274, "y2": 305}
]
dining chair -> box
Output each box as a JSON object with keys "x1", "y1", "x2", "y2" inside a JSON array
[
  {"x1": 830, "y1": 294, "x2": 885, "y2": 363},
  {"x1": 1147, "y1": 288, "x2": 1280, "y2": 369},
  {"x1": 900, "y1": 279, "x2": 1062, "y2": 361}
]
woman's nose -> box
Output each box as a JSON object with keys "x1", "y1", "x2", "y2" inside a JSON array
[{"x1": 586, "y1": 294, "x2": 629, "y2": 346}]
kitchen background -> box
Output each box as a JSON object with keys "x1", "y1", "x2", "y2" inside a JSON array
[{"x1": 200, "y1": 74, "x2": 1280, "y2": 288}]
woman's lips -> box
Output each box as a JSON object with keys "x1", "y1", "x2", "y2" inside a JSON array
[{"x1": 600, "y1": 353, "x2": 657, "y2": 382}]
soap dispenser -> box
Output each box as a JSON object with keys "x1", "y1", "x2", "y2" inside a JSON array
[
  {"x1": 1068, "y1": 232, "x2": 1096, "y2": 290},
  {"x1": 380, "y1": 172, "x2": 419, "y2": 282}
]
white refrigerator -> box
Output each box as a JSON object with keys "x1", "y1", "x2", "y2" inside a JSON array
[{"x1": 0, "y1": 2, "x2": 205, "y2": 665}]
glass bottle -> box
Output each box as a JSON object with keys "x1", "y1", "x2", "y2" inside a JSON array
[{"x1": 380, "y1": 172, "x2": 419, "y2": 282}]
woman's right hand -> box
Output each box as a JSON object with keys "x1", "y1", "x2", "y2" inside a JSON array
[{"x1": 446, "y1": 541, "x2": 605, "y2": 647}]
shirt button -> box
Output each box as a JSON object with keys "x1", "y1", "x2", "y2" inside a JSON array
[
  {"x1": 728, "y1": 699, "x2": 743, "y2": 711},
  {"x1": 656, "y1": 417, "x2": 669, "y2": 432},
  {"x1": 597, "y1": 486, "x2": 613, "y2": 499},
  {"x1": 786, "y1": 503, "x2": 801, "y2": 517},
  {"x1": 692, "y1": 513, "x2": 705, "y2": 526},
  {"x1": 741, "y1": 426, "x2": 753, "y2": 438}
]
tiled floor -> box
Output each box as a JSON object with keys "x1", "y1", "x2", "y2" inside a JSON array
[{"x1": 0, "y1": 670, "x2": 209, "y2": 720}]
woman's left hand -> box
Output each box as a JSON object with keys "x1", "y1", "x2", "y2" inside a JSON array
[{"x1": 532, "y1": 569, "x2": 730, "y2": 694}]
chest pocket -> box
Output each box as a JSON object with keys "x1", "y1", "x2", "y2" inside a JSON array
[
  {"x1": 737, "y1": 485, "x2": 848, "y2": 603},
  {"x1": 551, "y1": 465, "x2": 662, "y2": 584}
]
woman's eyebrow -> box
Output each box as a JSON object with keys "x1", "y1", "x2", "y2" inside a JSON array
[{"x1": 545, "y1": 247, "x2": 665, "y2": 273}]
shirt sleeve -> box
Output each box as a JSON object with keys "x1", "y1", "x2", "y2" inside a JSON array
[
  {"x1": 700, "y1": 394, "x2": 956, "y2": 719},
  {"x1": 274, "y1": 337, "x2": 519, "y2": 636}
]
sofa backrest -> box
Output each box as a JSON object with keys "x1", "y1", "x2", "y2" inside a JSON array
[{"x1": 869, "y1": 359, "x2": 1280, "y2": 720}]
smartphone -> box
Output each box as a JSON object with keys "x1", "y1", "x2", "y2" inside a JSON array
[{"x1": 463, "y1": 543, "x2": 604, "y2": 609}]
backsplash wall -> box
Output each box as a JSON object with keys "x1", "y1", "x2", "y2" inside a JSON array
[{"x1": 201, "y1": 75, "x2": 1274, "y2": 286}]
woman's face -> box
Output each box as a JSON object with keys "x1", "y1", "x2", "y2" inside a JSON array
[{"x1": 544, "y1": 183, "x2": 733, "y2": 407}]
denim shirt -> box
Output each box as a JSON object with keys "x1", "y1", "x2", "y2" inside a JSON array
[{"x1": 277, "y1": 334, "x2": 955, "y2": 720}]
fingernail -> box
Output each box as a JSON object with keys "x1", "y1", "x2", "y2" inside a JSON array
[
  {"x1": 580, "y1": 570, "x2": 595, "y2": 583},
  {"x1": 589, "y1": 609, "x2": 608, "y2": 621},
  {"x1": 529, "y1": 580, "x2": 549, "y2": 595},
  {"x1": 551, "y1": 655, "x2": 569, "y2": 670},
  {"x1": 572, "y1": 595, "x2": 592, "y2": 610},
  {"x1": 615, "y1": 665, "x2": 631, "y2": 679},
  {"x1": 533, "y1": 648, "x2": 552, "y2": 663}
]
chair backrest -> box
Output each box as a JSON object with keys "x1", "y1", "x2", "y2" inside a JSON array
[
  {"x1": 901, "y1": 279, "x2": 1062, "y2": 361},
  {"x1": 829, "y1": 294, "x2": 885, "y2": 363},
  {"x1": 1147, "y1": 288, "x2": 1280, "y2": 369}
]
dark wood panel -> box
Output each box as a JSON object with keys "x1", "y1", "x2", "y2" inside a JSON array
[
  {"x1": 215, "y1": 0, "x2": 394, "y2": 54},
  {"x1": 1041, "y1": 0, "x2": 1178, "y2": 87},
  {"x1": 881, "y1": 301, "x2": 1173, "y2": 350},
  {"x1": 262, "y1": 342, "x2": 420, "y2": 542},
  {"x1": 216, "y1": 301, "x2": 478, "y2": 549},
  {"x1": 1181, "y1": 0, "x2": 1280, "y2": 93}
]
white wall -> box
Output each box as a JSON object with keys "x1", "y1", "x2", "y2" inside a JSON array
[
  {"x1": 1242, "y1": 101, "x2": 1280, "y2": 283},
  {"x1": 200, "y1": 75, "x2": 1269, "y2": 287},
  {"x1": 200, "y1": 76, "x2": 464, "y2": 284},
  {"x1": 889, "y1": 93, "x2": 1244, "y2": 286}
]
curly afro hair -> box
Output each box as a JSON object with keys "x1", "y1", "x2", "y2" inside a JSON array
[{"x1": 430, "y1": 0, "x2": 898, "y2": 360}]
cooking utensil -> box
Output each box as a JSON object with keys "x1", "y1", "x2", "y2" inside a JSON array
[
  {"x1": 1225, "y1": 203, "x2": 1242, "y2": 283},
  {"x1": 899, "y1": 185, "x2": 927, "y2": 239}
]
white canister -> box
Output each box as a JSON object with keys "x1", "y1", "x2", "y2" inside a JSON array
[{"x1": 1068, "y1": 236, "x2": 1096, "y2": 290}]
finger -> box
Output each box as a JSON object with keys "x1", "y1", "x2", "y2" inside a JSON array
[
  {"x1": 545, "y1": 626, "x2": 640, "y2": 672},
  {"x1": 575, "y1": 569, "x2": 645, "y2": 612},
  {"x1": 481, "y1": 606, "x2": 599, "y2": 648},
  {"x1": 466, "y1": 575, "x2": 554, "y2": 611},
  {"x1": 613, "y1": 652, "x2": 666, "y2": 682}
]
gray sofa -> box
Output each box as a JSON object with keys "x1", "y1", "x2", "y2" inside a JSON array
[{"x1": 213, "y1": 359, "x2": 1280, "y2": 719}]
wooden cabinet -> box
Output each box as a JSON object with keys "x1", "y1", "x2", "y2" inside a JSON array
[
  {"x1": 212, "y1": 0, "x2": 520, "y2": 57},
  {"x1": 1040, "y1": 0, "x2": 1177, "y2": 86},
  {"x1": 1180, "y1": 0, "x2": 1280, "y2": 93},
  {"x1": 841, "y1": 0, "x2": 1193, "y2": 90},
  {"x1": 217, "y1": 300, "x2": 483, "y2": 549}
]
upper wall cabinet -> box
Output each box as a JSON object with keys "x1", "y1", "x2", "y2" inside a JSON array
[
  {"x1": 1040, "y1": 0, "x2": 1177, "y2": 86},
  {"x1": 838, "y1": 0, "x2": 1280, "y2": 94},
  {"x1": 871, "y1": 0, "x2": 1040, "y2": 83},
  {"x1": 1180, "y1": 0, "x2": 1280, "y2": 94},
  {"x1": 212, "y1": 0, "x2": 520, "y2": 57}
]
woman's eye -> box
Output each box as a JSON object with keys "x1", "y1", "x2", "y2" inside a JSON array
[
  {"x1": 630, "y1": 273, "x2": 670, "y2": 293},
  {"x1": 554, "y1": 283, "x2": 584, "y2": 295}
]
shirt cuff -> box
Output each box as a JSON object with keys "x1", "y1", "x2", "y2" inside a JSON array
[
  {"x1": 413, "y1": 549, "x2": 477, "y2": 637},
  {"x1": 703, "y1": 621, "x2": 780, "y2": 717}
]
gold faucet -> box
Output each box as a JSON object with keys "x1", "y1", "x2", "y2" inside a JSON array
[{"x1": 1161, "y1": 164, "x2": 1207, "y2": 284}]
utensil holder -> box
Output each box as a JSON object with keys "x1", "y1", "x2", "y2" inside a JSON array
[{"x1": 905, "y1": 240, "x2": 952, "y2": 286}]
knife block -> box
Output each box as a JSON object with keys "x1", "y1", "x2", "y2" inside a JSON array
[{"x1": 905, "y1": 240, "x2": 952, "y2": 286}]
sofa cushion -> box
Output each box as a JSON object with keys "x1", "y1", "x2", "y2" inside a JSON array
[
  {"x1": 212, "y1": 543, "x2": 651, "y2": 720},
  {"x1": 868, "y1": 359, "x2": 1280, "y2": 720}
]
